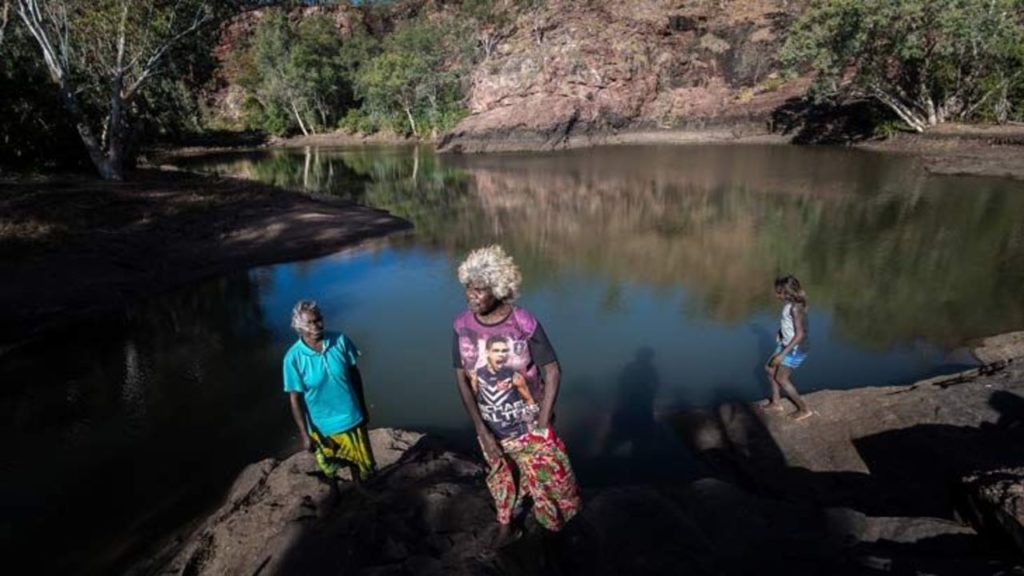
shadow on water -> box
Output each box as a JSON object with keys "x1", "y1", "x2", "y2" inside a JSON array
[
  {"x1": 601, "y1": 346, "x2": 661, "y2": 459},
  {"x1": 576, "y1": 346, "x2": 700, "y2": 486}
]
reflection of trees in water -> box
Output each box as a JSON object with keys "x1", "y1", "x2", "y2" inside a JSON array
[
  {"x1": 193, "y1": 146, "x2": 1024, "y2": 348},
  {"x1": 404, "y1": 150, "x2": 1023, "y2": 348},
  {"x1": 0, "y1": 273, "x2": 280, "y2": 571}
]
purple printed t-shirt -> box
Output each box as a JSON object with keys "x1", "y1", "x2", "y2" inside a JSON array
[{"x1": 452, "y1": 306, "x2": 558, "y2": 440}]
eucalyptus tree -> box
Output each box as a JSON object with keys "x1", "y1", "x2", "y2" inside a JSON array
[
  {"x1": 783, "y1": 0, "x2": 1024, "y2": 131},
  {"x1": 13, "y1": 0, "x2": 219, "y2": 179},
  {"x1": 236, "y1": 9, "x2": 347, "y2": 136},
  {"x1": 355, "y1": 18, "x2": 470, "y2": 136}
]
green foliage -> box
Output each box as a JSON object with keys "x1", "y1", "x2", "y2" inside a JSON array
[
  {"x1": 782, "y1": 0, "x2": 1024, "y2": 130},
  {"x1": 1, "y1": 0, "x2": 224, "y2": 173},
  {"x1": 0, "y1": 21, "x2": 86, "y2": 170},
  {"x1": 353, "y1": 17, "x2": 473, "y2": 136},
  {"x1": 232, "y1": 9, "x2": 349, "y2": 136},
  {"x1": 874, "y1": 119, "x2": 910, "y2": 139},
  {"x1": 338, "y1": 108, "x2": 380, "y2": 134}
]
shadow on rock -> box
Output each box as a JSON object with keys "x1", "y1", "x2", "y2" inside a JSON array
[{"x1": 671, "y1": 383, "x2": 1024, "y2": 575}]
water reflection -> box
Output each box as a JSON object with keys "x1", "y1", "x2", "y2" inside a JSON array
[
  {"x1": 7, "y1": 144, "x2": 1022, "y2": 571},
  {"x1": 0, "y1": 273, "x2": 289, "y2": 573},
  {"x1": 178, "y1": 143, "x2": 1024, "y2": 482},
  {"x1": 183, "y1": 145, "x2": 1024, "y2": 349}
]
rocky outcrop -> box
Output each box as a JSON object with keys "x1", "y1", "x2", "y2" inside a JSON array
[
  {"x1": 134, "y1": 337, "x2": 1024, "y2": 575},
  {"x1": 440, "y1": 0, "x2": 808, "y2": 153},
  {"x1": 961, "y1": 467, "x2": 1024, "y2": 557},
  {"x1": 128, "y1": 429, "x2": 436, "y2": 576},
  {"x1": 974, "y1": 331, "x2": 1024, "y2": 365},
  {"x1": 210, "y1": 1, "x2": 810, "y2": 152}
]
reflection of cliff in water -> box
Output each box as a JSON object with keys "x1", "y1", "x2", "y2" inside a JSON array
[
  {"x1": 0, "y1": 273, "x2": 284, "y2": 573},
  {"x1": 185, "y1": 145, "x2": 1024, "y2": 349},
  {"x1": 365, "y1": 147, "x2": 1024, "y2": 349}
]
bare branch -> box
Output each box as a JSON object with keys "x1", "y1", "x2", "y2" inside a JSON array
[
  {"x1": 1, "y1": 1, "x2": 10, "y2": 47},
  {"x1": 124, "y1": 2, "x2": 211, "y2": 100},
  {"x1": 16, "y1": 0, "x2": 66, "y2": 82}
]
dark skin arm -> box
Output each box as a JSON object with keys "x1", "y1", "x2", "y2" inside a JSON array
[
  {"x1": 769, "y1": 303, "x2": 807, "y2": 368},
  {"x1": 455, "y1": 368, "x2": 503, "y2": 462},
  {"x1": 512, "y1": 372, "x2": 536, "y2": 405},
  {"x1": 349, "y1": 365, "x2": 370, "y2": 425},
  {"x1": 537, "y1": 361, "x2": 561, "y2": 430},
  {"x1": 288, "y1": 392, "x2": 313, "y2": 452}
]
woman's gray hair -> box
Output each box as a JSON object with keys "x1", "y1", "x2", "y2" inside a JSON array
[
  {"x1": 291, "y1": 299, "x2": 321, "y2": 332},
  {"x1": 457, "y1": 245, "x2": 521, "y2": 302}
]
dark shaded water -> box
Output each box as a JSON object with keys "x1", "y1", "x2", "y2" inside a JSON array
[{"x1": 3, "y1": 144, "x2": 1023, "y2": 572}]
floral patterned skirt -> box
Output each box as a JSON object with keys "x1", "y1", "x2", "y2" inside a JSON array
[{"x1": 483, "y1": 427, "x2": 581, "y2": 531}]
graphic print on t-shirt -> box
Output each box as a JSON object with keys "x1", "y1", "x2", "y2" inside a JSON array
[
  {"x1": 471, "y1": 335, "x2": 538, "y2": 438},
  {"x1": 454, "y1": 307, "x2": 555, "y2": 440},
  {"x1": 468, "y1": 332, "x2": 540, "y2": 434}
]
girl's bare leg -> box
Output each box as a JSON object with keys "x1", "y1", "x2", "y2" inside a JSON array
[
  {"x1": 759, "y1": 364, "x2": 784, "y2": 411},
  {"x1": 776, "y1": 366, "x2": 812, "y2": 420}
]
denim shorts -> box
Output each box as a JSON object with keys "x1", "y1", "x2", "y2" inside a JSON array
[{"x1": 773, "y1": 344, "x2": 808, "y2": 369}]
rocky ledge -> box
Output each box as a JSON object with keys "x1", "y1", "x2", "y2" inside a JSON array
[{"x1": 133, "y1": 333, "x2": 1024, "y2": 575}]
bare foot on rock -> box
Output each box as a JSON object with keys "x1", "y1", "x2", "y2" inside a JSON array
[
  {"x1": 791, "y1": 409, "x2": 814, "y2": 421},
  {"x1": 758, "y1": 399, "x2": 785, "y2": 412},
  {"x1": 494, "y1": 523, "x2": 522, "y2": 549}
]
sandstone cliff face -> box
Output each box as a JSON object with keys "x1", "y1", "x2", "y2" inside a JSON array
[
  {"x1": 208, "y1": 1, "x2": 811, "y2": 149},
  {"x1": 441, "y1": 0, "x2": 809, "y2": 152}
]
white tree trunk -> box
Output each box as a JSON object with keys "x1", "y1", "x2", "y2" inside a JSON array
[
  {"x1": 290, "y1": 100, "x2": 310, "y2": 136},
  {"x1": 870, "y1": 86, "x2": 928, "y2": 132},
  {"x1": 0, "y1": 1, "x2": 10, "y2": 47},
  {"x1": 16, "y1": 0, "x2": 210, "y2": 180},
  {"x1": 402, "y1": 103, "x2": 417, "y2": 136}
]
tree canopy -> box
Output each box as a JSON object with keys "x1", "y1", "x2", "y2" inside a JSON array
[
  {"x1": 233, "y1": 9, "x2": 349, "y2": 135},
  {"x1": 9, "y1": 0, "x2": 226, "y2": 178},
  {"x1": 783, "y1": 0, "x2": 1024, "y2": 131}
]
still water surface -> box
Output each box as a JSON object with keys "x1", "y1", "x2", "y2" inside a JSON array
[{"x1": 3, "y1": 144, "x2": 1023, "y2": 571}]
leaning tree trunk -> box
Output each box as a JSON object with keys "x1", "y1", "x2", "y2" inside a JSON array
[
  {"x1": 402, "y1": 102, "x2": 417, "y2": 137},
  {"x1": 870, "y1": 86, "x2": 928, "y2": 132},
  {"x1": 56, "y1": 80, "x2": 123, "y2": 179},
  {"x1": 104, "y1": 73, "x2": 127, "y2": 180},
  {"x1": 290, "y1": 100, "x2": 310, "y2": 136}
]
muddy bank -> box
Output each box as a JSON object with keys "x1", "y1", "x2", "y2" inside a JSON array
[
  {"x1": 438, "y1": 119, "x2": 1024, "y2": 181},
  {"x1": 860, "y1": 124, "x2": 1024, "y2": 181},
  {"x1": 0, "y1": 169, "x2": 410, "y2": 352},
  {"x1": 438, "y1": 121, "x2": 786, "y2": 154},
  {"x1": 135, "y1": 333, "x2": 1024, "y2": 575}
]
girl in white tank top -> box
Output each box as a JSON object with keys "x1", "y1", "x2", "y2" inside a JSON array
[{"x1": 760, "y1": 275, "x2": 813, "y2": 421}]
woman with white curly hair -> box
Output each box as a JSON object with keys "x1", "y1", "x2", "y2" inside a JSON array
[{"x1": 451, "y1": 245, "x2": 581, "y2": 549}]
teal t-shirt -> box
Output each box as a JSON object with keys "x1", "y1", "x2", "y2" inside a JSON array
[{"x1": 283, "y1": 332, "x2": 364, "y2": 436}]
